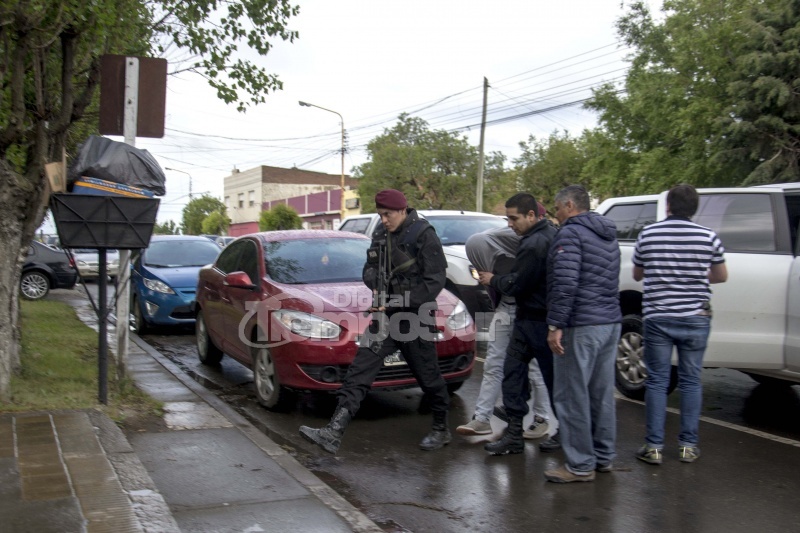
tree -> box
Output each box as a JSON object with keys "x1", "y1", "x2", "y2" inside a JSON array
[
  {"x1": 259, "y1": 204, "x2": 302, "y2": 231},
  {"x1": 153, "y1": 220, "x2": 180, "y2": 235},
  {"x1": 585, "y1": 0, "x2": 758, "y2": 195},
  {"x1": 514, "y1": 131, "x2": 589, "y2": 209},
  {"x1": 715, "y1": 0, "x2": 800, "y2": 184},
  {"x1": 0, "y1": 1, "x2": 299, "y2": 400},
  {"x1": 355, "y1": 114, "x2": 501, "y2": 212},
  {"x1": 181, "y1": 195, "x2": 227, "y2": 235},
  {"x1": 201, "y1": 210, "x2": 231, "y2": 235}
]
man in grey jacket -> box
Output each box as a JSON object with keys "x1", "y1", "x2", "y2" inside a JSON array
[{"x1": 544, "y1": 185, "x2": 622, "y2": 483}]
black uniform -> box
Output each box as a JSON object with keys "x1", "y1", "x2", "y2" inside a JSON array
[{"x1": 335, "y1": 208, "x2": 450, "y2": 415}]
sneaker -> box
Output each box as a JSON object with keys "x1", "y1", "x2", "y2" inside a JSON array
[
  {"x1": 596, "y1": 463, "x2": 613, "y2": 473},
  {"x1": 679, "y1": 445, "x2": 700, "y2": 463},
  {"x1": 456, "y1": 418, "x2": 492, "y2": 436},
  {"x1": 523, "y1": 416, "x2": 549, "y2": 440},
  {"x1": 544, "y1": 465, "x2": 595, "y2": 483},
  {"x1": 636, "y1": 445, "x2": 663, "y2": 465}
]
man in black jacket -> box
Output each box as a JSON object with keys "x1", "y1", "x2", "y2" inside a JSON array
[
  {"x1": 478, "y1": 192, "x2": 558, "y2": 455},
  {"x1": 300, "y1": 189, "x2": 451, "y2": 454}
]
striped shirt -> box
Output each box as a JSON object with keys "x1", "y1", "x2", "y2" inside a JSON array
[{"x1": 632, "y1": 216, "x2": 725, "y2": 318}]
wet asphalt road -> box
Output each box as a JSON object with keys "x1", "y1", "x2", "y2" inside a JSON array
[{"x1": 79, "y1": 283, "x2": 800, "y2": 532}]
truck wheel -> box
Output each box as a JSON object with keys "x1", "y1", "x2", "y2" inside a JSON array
[{"x1": 614, "y1": 314, "x2": 678, "y2": 400}]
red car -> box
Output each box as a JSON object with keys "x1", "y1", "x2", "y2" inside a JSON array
[{"x1": 194, "y1": 230, "x2": 476, "y2": 409}]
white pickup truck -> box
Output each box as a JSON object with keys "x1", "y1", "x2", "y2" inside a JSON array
[
  {"x1": 595, "y1": 183, "x2": 800, "y2": 399},
  {"x1": 339, "y1": 210, "x2": 506, "y2": 321}
]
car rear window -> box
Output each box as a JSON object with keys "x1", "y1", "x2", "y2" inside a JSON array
[
  {"x1": 264, "y1": 238, "x2": 370, "y2": 284},
  {"x1": 340, "y1": 217, "x2": 372, "y2": 234},
  {"x1": 425, "y1": 215, "x2": 506, "y2": 245},
  {"x1": 602, "y1": 202, "x2": 657, "y2": 241},
  {"x1": 144, "y1": 240, "x2": 221, "y2": 268}
]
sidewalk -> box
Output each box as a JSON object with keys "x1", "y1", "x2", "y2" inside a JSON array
[{"x1": 1, "y1": 291, "x2": 382, "y2": 532}]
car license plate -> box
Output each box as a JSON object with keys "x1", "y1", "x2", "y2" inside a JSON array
[{"x1": 383, "y1": 351, "x2": 406, "y2": 367}]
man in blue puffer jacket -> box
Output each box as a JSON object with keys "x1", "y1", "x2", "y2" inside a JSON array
[{"x1": 544, "y1": 185, "x2": 622, "y2": 483}]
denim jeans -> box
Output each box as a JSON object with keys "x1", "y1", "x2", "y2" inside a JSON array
[
  {"x1": 473, "y1": 302, "x2": 515, "y2": 422},
  {"x1": 643, "y1": 315, "x2": 711, "y2": 448},
  {"x1": 502, "y1": 318, "x2": 554, "y2": 420},
  {"x1": 554, "y1": 323, "x2": 620, "y2": 474}
]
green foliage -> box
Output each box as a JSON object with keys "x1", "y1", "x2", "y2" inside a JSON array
[
  {"x1": 585, "y1": 0, "x2": 763, "y2": 195},
  {"x1": 259, "y1": 203, "x2": 302, "y2": 231},
  {"x1": 153, "y1": 220, "x2": 180, "y2": 235},
  {"x1": 3, "y1": 299, "x2": 161, "y2": 414},
  {"x1": 715, "y1": 0, "x2": 800, "y2": 183},
  {"x1": 181, "y1": 195, "x2": 226, "y2": 235},
  {"x1": 153, "y1": 0, "x2": 299, "y2": 111},
  {"x1": 514, "y1": 131, "x2": 589, "y2": 209},
  {"x1": 354, "y1": 114, "x2": 494, "y2": 212},
  {"x1": 201, "y1": 210, "x2": 231, "y2": 234}
]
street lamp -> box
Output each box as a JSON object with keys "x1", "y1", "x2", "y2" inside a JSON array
[
  {"x1": 165, "y1": 167, "x2": 193, "y2": 200},
  {"x1": 298, "y1": 101, "x2": 346, "y2": 222}
]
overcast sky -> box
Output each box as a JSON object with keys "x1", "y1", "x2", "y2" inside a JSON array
[{"x1": 44, "y1": 0, "x2": 664, "y2": 232}]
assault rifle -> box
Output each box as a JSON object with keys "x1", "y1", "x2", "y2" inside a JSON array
[
  {"x1": 365, "y1": 237, "x2": 389, "y2": 315},
  {"x1": 363, "y1": 237, "x2": 391, "y2": 353}
]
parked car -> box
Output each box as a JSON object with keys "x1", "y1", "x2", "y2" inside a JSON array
[
  {"x1": 20, "y1": 241, "x2": 78, "y2": 300},
  {"x1": 69, "y1": 248, "x2": 120, "y2": 280},
  {"x1": 339, "y1": 210, "x2": 506, "y2": 319},
  {"x1": 194, "y1": 230, "x2": 477, "y2": 410},
  {"x1": 596, "y1": 183, "x2": 800, "y2": 399},
  {"x1": 130, "y1": 235, "x2": 222, "y2": 333},
  {"x1": 215, "y1": 236, "x2": 235, "y2": 247}
]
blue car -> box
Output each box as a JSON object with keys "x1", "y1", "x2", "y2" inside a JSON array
[{"x1": 130, "y1": 235, "x2": 221, "y2": 333}]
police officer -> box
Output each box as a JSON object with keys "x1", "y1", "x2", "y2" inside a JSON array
[{"x1": 300, "y1": 189, "x2": 451, "y2": 454}]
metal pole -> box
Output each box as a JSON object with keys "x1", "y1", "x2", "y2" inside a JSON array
[
  {"x1": 299, "y1": 101, "x2": 346, "y2": 222},
  {"x1": 98, "y1": 249, "x2": 108, "y2": 404},
  {"x1": 115, "y1": 56, "x2": 139, "y2": 382}
]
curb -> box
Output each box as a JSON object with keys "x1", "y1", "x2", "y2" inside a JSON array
[{"x1": 129, "y1": 333, "x2": 383, "y2": 533}]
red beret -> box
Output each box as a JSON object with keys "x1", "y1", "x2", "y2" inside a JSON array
[{"x1": 375, "y1": 189, "x2": 408, "y2": 210}]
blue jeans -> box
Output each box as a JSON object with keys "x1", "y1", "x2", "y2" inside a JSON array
[
  {"x1": 554, "y1": 323, "x2": 620, "y2": 474},
  {"x1": 643, "y1": 315, "x2": 711, "y2": 448}
]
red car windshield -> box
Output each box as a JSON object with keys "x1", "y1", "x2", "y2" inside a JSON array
[{"x1": 264, "y1": 238, "x2": 369, "y2": 284}]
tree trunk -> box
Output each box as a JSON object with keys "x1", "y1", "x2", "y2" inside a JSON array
[{"x1": 0, "y1": 160, "x2": 47, "y2": 402}]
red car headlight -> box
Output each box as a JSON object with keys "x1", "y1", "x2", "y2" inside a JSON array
[{"x1": 273, "y1": 310, "x2": 341, "y2": 339}]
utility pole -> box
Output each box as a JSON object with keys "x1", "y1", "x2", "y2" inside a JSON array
[{"x1": 476, "y1": 77, "x2": 489, "y2": 212}]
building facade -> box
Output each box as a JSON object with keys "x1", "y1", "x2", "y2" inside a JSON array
[{"x1": 224, "y1": 165, "x2": 359, "y2": 236}]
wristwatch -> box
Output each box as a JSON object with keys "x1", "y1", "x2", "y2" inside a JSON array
[{"x1": 548, "y1": 325, "x2": 558, "y2": 332}]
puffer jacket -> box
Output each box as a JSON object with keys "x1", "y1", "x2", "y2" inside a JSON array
[{"x1": 546, "y1": 211, "x2": 622, "y2": 328}]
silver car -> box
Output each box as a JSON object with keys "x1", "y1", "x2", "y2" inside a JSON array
[{"x1": 70, "y1": 248, "x2": 120, "y2": 279}]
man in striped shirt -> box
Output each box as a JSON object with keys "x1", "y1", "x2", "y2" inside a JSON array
[{"x1": 632, "y1": 184, "x2": 728, "y2": 465}]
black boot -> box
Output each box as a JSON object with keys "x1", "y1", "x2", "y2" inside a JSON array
[
  {"x1": 484, "y1": 417, "x2": 524, "y2": 455},
  {"x1": 299, "y1": 406, "x2": 352, "y2": 454},
  {"x1": 539, "y1": 431, "x2": 561, "y2": 453},
  {"x1": 419, "y1": 410, "x2": 452, "y2": 451}
]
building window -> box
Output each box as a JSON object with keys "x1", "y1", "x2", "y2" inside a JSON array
[
  {"x1": 238, "y1": 193, "x2": 244, "y2": 208},
  {"x1": 224, "y1": 196, "x2": 230, "y2": 209},
  {"x1": 248, "y1": 190, "x2": 255, "y2": 207}
]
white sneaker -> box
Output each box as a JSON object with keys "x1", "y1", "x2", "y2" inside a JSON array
[
  {"x1": 456, "y1": 418, "x2": 492, "y2": 436},
  {"x1": 523, "y1": 416, "x2": 549, "y2": 439}
]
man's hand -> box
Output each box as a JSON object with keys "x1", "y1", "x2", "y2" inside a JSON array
[
  {"x1": 478, "y1": 271, "x2": 493, "y2": 286},
  {"x1": 548, "y1": 328, "x2": 564, "y2": 356}
]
